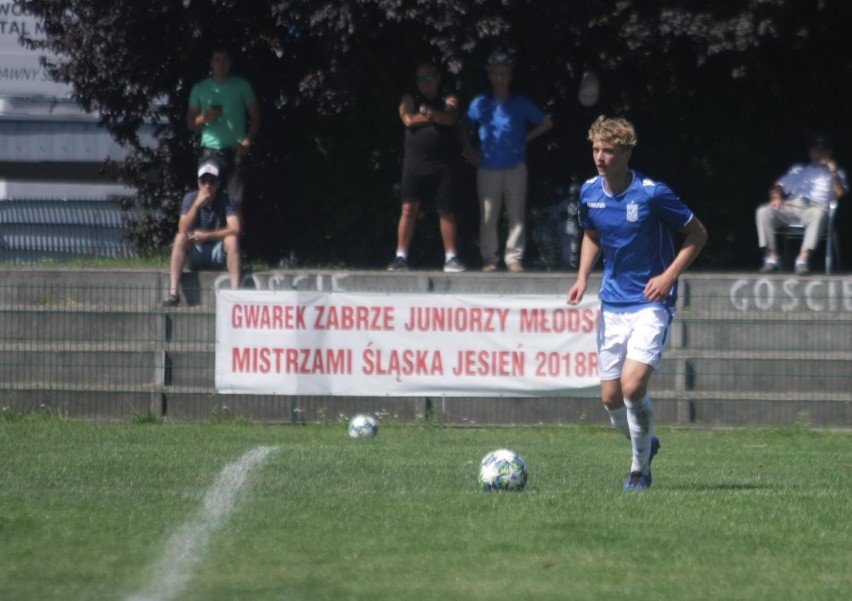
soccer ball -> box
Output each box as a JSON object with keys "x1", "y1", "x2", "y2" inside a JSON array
[
  {"x1": 478, "y1": 448, "x2": 528, "y2": 491},
  {"x1": 348, "y1": 413, "x2": 379, "y2": 439}
]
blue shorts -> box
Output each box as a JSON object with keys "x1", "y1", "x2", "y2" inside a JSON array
[{"x1": 188, "y1": 241, "x2": 226, "y2": 270}]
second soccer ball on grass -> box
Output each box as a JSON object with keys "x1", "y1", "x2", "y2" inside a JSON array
[
  {"x1": 478, "y1": 448, "x2": 528, "y2": 491},
  {"x1": 348, "y1": 413, "x2": 379, "y2": 439}
]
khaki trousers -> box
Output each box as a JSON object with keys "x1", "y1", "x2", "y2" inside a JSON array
[
  {"x1": 476, "y1": 163, "x2": 527, "y2": 266},
  {"x1": 755, "y1": 196, "x2": 828, "y2": 254}
]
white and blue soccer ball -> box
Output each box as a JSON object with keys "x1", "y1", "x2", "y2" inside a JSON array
[
  {"x1": 348, "y1": 413, "x2": 379, "y2": 439},
  {"x1": 478, "y1": 448, "x2": 528, "y2": 491}
]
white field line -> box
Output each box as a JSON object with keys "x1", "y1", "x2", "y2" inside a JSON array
[{"x1": 127, "y1": 445, "x2": 277, "y2": 601}]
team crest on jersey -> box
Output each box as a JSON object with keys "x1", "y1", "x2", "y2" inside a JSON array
[{"x1": 626, "y1": 201, "x2": 639, "y2": 222}]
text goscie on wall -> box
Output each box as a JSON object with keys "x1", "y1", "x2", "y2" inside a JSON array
[{"x1": 215, "y1": 291, "x2": 600, "y2": 397}]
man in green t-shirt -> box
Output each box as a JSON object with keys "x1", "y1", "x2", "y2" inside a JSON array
[{"x1": 187, "y1": 47, "x2": 261, "y2": 213}]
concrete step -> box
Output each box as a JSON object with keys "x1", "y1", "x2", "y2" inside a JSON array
[
  {"x1": 0, "y1": 349, "x2": 164, "y2": 386},
  {"x1": 2, "y1": 309, "x2": 167, "y2": 342},
  {"x1": 673, "y1": 314, "x2": 852, "y2": 351},
  {"x1": 0, "y1": 307, "x2": 216, "y2": 346}
]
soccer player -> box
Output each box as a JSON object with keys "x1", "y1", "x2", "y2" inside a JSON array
[{"x1": 566, "y1": 116, "x2": 708, "y2": 490}]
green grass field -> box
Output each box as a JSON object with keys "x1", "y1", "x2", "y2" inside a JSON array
[{"x1": 0, "y1": 418, "x2": 849, "y2": 601}]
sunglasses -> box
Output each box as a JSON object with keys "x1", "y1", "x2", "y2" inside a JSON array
[
  {"x1": 198, "y1": 175, "x2": 220, "y2": 185},
  {"x1": 416, "y1": 73, "x2": 438, "y2": 83}
]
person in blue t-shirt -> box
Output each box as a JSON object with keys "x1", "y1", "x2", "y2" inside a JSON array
[
  {"x1": 755, "y1": 133, "x2": 848, "y2": 275},
  {"x1": 460, "y1": 49, "x2": 553, "y2": 272},
  {"x1": 566, "y1": 116, "x2": 707, "y2": 491}
]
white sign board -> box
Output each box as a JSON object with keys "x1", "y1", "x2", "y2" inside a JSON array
[
  {"x1": 0, "y1": 1, "x2": 71, "y2": 97},
  {"x1": 216, "y1": 290, "x2": 601, "y2": 397}
]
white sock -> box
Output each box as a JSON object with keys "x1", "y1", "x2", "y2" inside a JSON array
[
  {"x1": 445, "y1": 252, "x2": 456, "y2": 262},
  {"x1": 605, "y1": 405, "x2": 630, "y2": 440},
  {"x1": 624, "y1": 396, "x2": 655, "y2": 474},
  {"x1": 396, "y1": 250, "x2": 408, "y2": 259}
]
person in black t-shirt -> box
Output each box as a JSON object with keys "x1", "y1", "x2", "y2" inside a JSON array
[{"x1": 387, "y1": 61, "x2": 465, "y2": 273}]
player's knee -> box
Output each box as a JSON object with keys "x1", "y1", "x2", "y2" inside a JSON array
[
  {"x1": 401, "y1": 202, "x2": 419, "y2": 218},
  {"x1": 621, "y1": 380, "x2": 647, "y2": 402}
]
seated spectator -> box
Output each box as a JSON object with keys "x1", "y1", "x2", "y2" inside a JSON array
[
  {"x1": 163, "y1": 162, "x2": 241, "y2": 307},
  {"x1": 756, "y1": 133, "x2": 848, "y2": 275}
]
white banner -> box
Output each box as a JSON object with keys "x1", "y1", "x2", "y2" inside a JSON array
[{"x1": 215, "y1": 290, "x2": 601, "y2": 397}]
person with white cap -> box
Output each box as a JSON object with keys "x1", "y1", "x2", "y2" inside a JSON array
[{"x1": 163, "y1": 162, "x2": 241, "y2": 307}]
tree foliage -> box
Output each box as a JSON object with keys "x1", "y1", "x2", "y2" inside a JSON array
[{"x1": 22, "y1": 0, "x2": 852, "y2": 269}]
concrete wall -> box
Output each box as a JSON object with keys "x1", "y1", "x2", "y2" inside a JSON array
[{"x1": 1, "y1": 267, "x2": 849, "y2": 427}]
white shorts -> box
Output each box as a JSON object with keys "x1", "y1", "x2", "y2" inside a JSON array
[{"x1": 597, "y1": 305, "x2": 674, "y2": 381}]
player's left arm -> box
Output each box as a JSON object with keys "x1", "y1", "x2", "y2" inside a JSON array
[{"x1": 644, "y1": 216, "x2": 708, "y2": 303}]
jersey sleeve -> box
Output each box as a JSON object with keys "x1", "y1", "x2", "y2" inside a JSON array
[
  {"x1": 650, "y1": 181, "x2": 693, "y2": 230},
  {"x1": 577, "y1": 179, "x2": 597, "y2": 230}
]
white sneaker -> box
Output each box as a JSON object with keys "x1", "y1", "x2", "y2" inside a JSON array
[
  {"x1": 759, "y1": 260, "x2": 778, "y2": 273},
  {"x1": 443, "y1": 257, "x2": 466, "y2": 273}
]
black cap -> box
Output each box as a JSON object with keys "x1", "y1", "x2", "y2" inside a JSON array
[{"x1": 808, "y1": 132, "x2": 832, "y2": 150}]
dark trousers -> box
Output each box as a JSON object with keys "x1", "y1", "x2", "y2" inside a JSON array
[{"x1": 200, "y1": 147, "x2": 245, "y2": 206}]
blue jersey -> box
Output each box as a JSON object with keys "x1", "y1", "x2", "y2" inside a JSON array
[{"x1": 578, "y1": 171, "x2": 694, "y2": 310}]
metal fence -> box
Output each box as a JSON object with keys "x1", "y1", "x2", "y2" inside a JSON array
[{"x1": 0, "y1": 270, "x2": 850, "y2": 427}]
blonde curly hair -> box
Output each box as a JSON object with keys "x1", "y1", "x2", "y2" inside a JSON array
[{"x1": 587, "y1": 115, "x2": 638, "y2": 147}]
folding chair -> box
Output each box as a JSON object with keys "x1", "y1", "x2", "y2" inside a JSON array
[{"x1": 779, "y1": 198, "x2": 840, "y2": 274}]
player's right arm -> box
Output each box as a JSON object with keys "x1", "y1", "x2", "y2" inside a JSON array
[{"x1": 567, "y1": 230, "x2": 601, "y2": 305}]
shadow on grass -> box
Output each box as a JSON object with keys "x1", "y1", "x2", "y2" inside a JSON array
[{"x1": 665, "y1": 482, "x2": 775, "y2": 492}]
